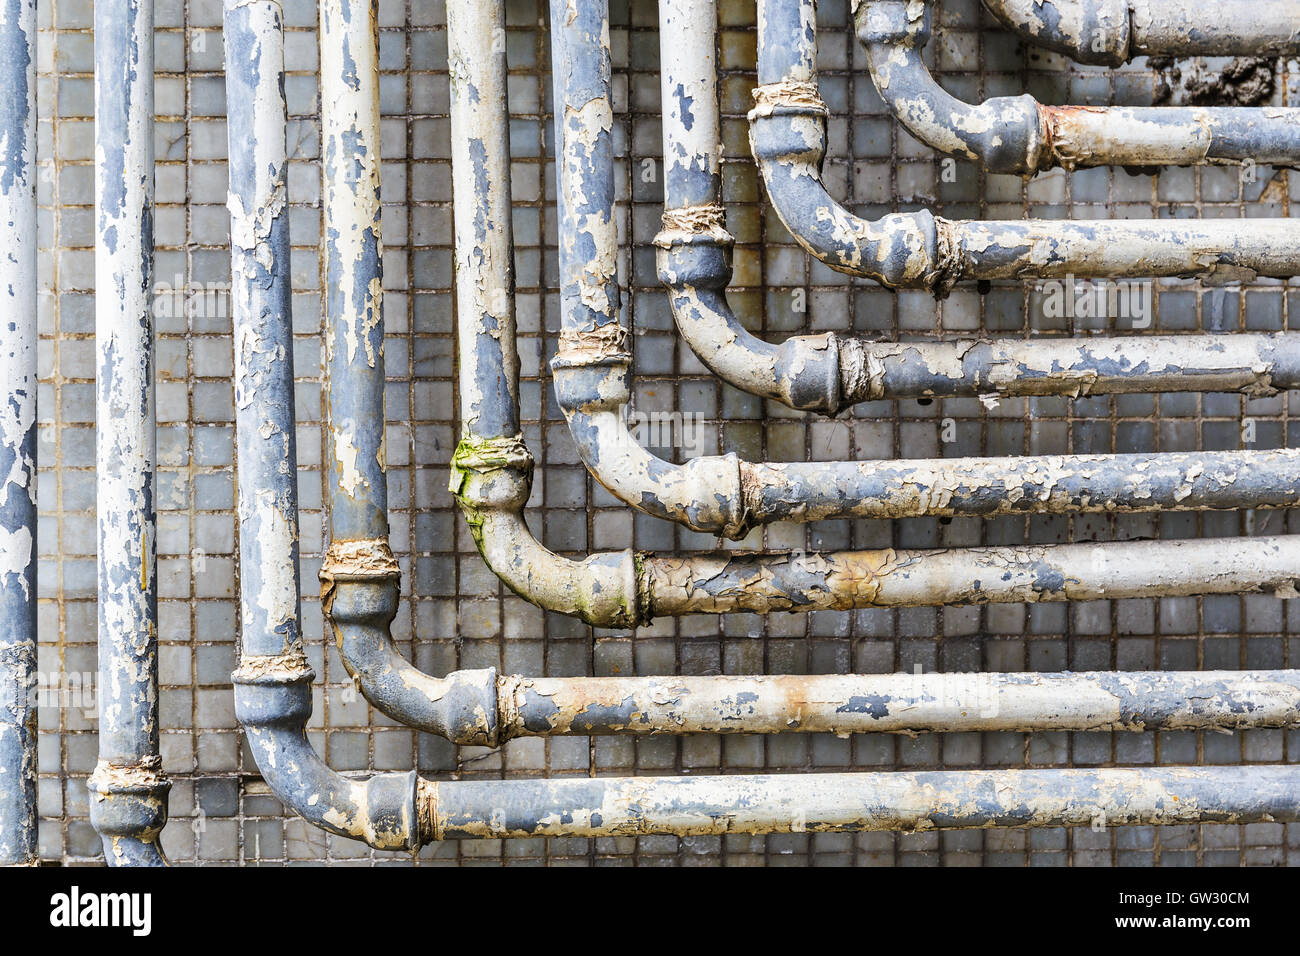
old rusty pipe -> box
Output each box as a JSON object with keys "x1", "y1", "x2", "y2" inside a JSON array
[
  {"x1": 421, "y1": 765, "x2": 1300, "y2": 840},
  {"x1": 89, "y1": 0, "x2": 170, "y2": 867},
  {"x1": 859, "y1": 0, "x2": 1300, "y2": 175},
  {"x1": 226, "y1": 1, "x2": 429, "y2": 852},
  {"x1": 0, "y1": 0, "x2": 38, "y2": 867},
  {"x1": 752, "y1": 0, "x2": 1300, "y2": 291},
  {"x1": 983, "y1": 0, "x2": 1300, "y2": 66}
]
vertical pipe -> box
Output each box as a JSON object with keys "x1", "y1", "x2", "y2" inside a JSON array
[
  {"x1": 658, "y1": 0, "x2": 721, "y2": 213},
  {"x1": 317, "y1": 0, "x2": 401, "y2": 649},
  {"x1": 320, "y1": 0, "x2": 388, "y2": 546},
  {"x1": 89, "y1": 0, "x2": 169, "y2": 866},
  {"x1": 547, "y1": 0, "x2": 622, "y2": 345},
  {"x1": 0, "y1": 0, "x2": 38, "y2": 867},
  {"x1": 224, "y1": 1, "x2": 301, "y2": 664},
  {"x1": 450, "y1": 0, "x2": 520, "y2": 447}
]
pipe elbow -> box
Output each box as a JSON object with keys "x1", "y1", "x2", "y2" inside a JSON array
[
  {"x1": 450, "y1": 435, "x2": 647, "y2": 627},
  {"x1": 550, "y1": 351, "x2": 751, "y2": 537},
  {"x1": 656, "y1": 224, "x2": 843, "y2": 413},
  {"x1": 322, "y1": 555, "x2": 501, "y2": 745},
  {"x1": 232, "y1": 654, "x2": 424, "y2": 851},
  {"x1": 858, "y1": 4, "x2": 1046, "y2": 174},
  {"x1": 748, "y1": 87, "x2": 941, "y2": 289},
  {"x1": 982, "y1": 0, "x2": 1131, "y2": 67}
]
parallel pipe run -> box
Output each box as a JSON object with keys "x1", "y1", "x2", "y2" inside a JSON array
[
  {"x1": 0, "y1": 0, "x2": 38, "y2": 867},
  {"x1": 226, "y1": 0, "x2": 426, "y2": 854},
  {"x1": 860, "y1": 0, "x2": 1300, "y2": 175},
  {"x1": 422, "y1": 766, "x2": 1300, "y2": 840},
  {"x1": 551, "y1": 0, "x2": 1300, "y2": 538},
  {"x1": 655, "y1": 2, "x2": 1300, "y2": 413},
  {"x1": 750, "y1": 0, "x2": 1300, "y2": 292},
  {"x1": 983, "y1": 0, "x2": 1300, "y2": 66},
  {"x1": 89, "y1": 0, "x2": 169, "y2": 867}
]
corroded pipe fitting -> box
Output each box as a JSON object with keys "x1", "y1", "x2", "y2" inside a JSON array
[
  {"x1": 320, "y1": 536, "x2": 501, "y2": 746},
  {"x1": 654, "y1": 204, "x2": 845, "y2": 413},
  {"x1": 747, "y1": 80, "x2": 946, "y2": 289},
  {"x1": 233, "y1": 649, "x2": 423, "y2": 850},
  {"x1": 450, "y1": 434, "x2": 649, "y2": 628},
  {"x1": 86, "y1": 758, "x2": 171, "y2": 867},
  {"x1": 858, "y1": 0, "x2": 1049, "y2": 174}
]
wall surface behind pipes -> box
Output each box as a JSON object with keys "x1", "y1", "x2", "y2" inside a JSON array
[{"x1": 33, "y1": 0, "x2": 1300, "y2": 865}]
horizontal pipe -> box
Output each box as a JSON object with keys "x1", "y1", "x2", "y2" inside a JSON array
[
  {"x1": 0, "y1": 0, "x2": 38, "y2": 867},
  {"x1": 659, "y1": 2, "x2": 1299, "y2": 412},
  {"x1": 643, "y1": 534, "x2": 1300, "y2": 615},
  {"x1": 91, "y1": 0, "x2": 169, "y2": 867},
  {"x1": 423, "y1": 765, "x2": 1300, "y2": 840},
  {"x1": 860, "y1": 0, "x2": 1300, "y2": 174},
  {"x1": 752, "y1": 0, "x2": 1300, "y2": 291},
  {"x1": 506, "y1": 670, "x2": 1300, "y2": 737},
  {"x1": 743, "y1": 448, "x2": 1300, "y2": 524},
  {"x1": 983, "y1": 0, "x2": 1300, "y2": 66}
]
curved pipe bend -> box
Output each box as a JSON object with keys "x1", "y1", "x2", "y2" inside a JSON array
[
  {"x1": 860, "y1": 0, "x2": 1300, "y2": 174},
  {"x1": 232, "y1": 651, "x2": 427, "y2": 850},
  {"x1": 983, "y1": 0, "x2": 1300, "y2": 66},
  {"x1": 751, "y1": 0, "x2": 1300, "y2": 292}
]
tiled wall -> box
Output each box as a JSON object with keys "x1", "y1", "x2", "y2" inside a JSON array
[{"x1": 34, "y1": 0, "x2": 1299, "y2": 864}]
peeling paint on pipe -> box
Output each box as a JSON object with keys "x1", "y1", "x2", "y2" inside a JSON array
[
  {"x1": 859, "y1": 0, "x2": 1300, "y2": 174},
  {"x1": 90, "y1": 0, "x2": 170, "y2": 867},
  {"x1": 644, "y1": 534, "x2": 1300, "y2": 615},
  {"x1": 0, "y1": 0, "x2": 37, "y2": 868},
  {"x1": 422, "y1": 765, "x2": 1300, "y2": 840},
  {"x1": 752, "y1": 0, "x2": 1300, "y2": 292},
  {"x1": 226, "y1": 2, "x2": 424, "y2": 853},
  {"x1": 315, "y1": 0, "x2": 409, "y2": 700},
  {"x1": 982, "y1": 0, "x2": 1300, "y2": 66},
  {"x1": 502, "y1": 670, "x2": 1300, "y2": 737},
  {"x1": 656, "y1": 2, "x2": 1299, "y2": 412},
  {"x1": 550, "y1": 0, "x2": 1300, "y2": 541}
]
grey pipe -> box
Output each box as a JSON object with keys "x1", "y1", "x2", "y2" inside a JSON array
[
  {"x1": 226, "y1": 0, "x2": 428, "y2": 855},
  {"x1": 860, "y1": 0, "x2": 1300, "y2": 174},
  {"x1": 425, "y1": 765, "x2": 1300, "y2": 839},
  {"x1": 89, "y1": 0, "x2": 170, "y2": 867},
  {"x1": 983, "y1": 0, "x2": 1300, "y2": 66},
  {"x1": 657, "y1": 1, "x2": 1300, "y2": 413},
  {"x1": 313, "y1": 0, "x2": 411, "y2": 720},
  {"x1": 358, "y1": 664, "x2": 1300, "y2": 744},
  {"x1": 751, "y1": 0, "x2": 1300, "y2": 292},
  {"x1": 0, "y1": 0, "x2": 38, "y2": 867},
  {"x1": 551, "y1": 0, "x2": 1300, "y2": 538}
]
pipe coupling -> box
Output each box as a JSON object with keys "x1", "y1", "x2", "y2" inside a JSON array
[{"x1": 855, "y1": 0, "x2": 929, "y2": 47}]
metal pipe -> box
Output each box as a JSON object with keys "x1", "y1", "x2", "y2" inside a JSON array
[
  {"x1": 423, "y1": 765, "x2": 1300, "y2": 840},
  {"x1": 89, "y1": 0, "x2": 169, "y2": 867},
  {"x1": 552, "y1": 0, "x2": 1300, "y2": 538},
  {"x1": 314, "y1": 0, "x2": 410, "y2": 706},
  {"x1": 983, "y1": 0, "x2": 1300, "y2": 66},
  {"x1": 0, "y1": 0, "x2": 38, "y2": 867},
  {"x1": 656, "y1": 1, "x2": 1300, "y2": 413},
  {"x1": 860, "y1": 0, "x2": 1300, "y2": 174},
  {"x1": 751, "y1": 0, "x2": 1300, "y2": 292},
  {"x1": 226, "y1": 0, "x2": 426, "y2": 855},
  {"x1": 642, "y1": 534, "x2": 1300, "y2": 615}
]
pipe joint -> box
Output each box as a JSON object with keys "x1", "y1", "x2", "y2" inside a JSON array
[
  {"x1": 449, "y1": 434, "x2": 534, "y2": 515},
  {"x1": 856, "y1": 0, "x2": 930, "y2": 48},
  {"x1": 86, "y1": 757, "x2": 171, "y2": 865}
]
